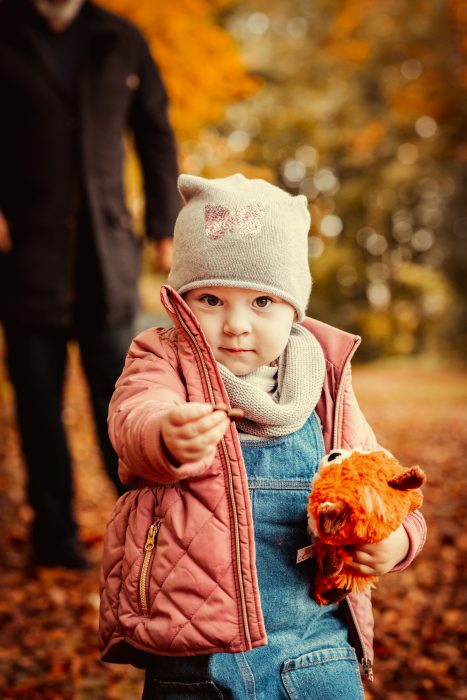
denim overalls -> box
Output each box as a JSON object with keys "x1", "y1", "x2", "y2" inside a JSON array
[{"x1": 143, "y1": 414, "x2": 365, "y2": 699}]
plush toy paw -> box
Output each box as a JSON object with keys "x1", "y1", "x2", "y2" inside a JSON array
[{"x1": 306, "y1": 449, "x2": 426, "y2": 605}]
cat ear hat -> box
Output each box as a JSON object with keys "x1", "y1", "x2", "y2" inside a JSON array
[{"x1": 168, "y1": 173, "x2": 312, "y2": 321}]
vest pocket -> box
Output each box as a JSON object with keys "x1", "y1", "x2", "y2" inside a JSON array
[{"x1": 138, "y1": 518, "x2": 162, "y2": 617}]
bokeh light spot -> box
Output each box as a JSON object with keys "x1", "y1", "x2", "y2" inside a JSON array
[
  {"x1": 367, "y1": 281, "x2": 391, "y2": 308},
  {"x1": 227, "y1": 130, "x2": 251, "y2": 152},
  {"x1": 308, "y1": 236, "x2": 324, "y2": 258},
  {"x1": 411, "y1": 228, "x2": 435, "y2": 251},
  {"x1": 282, "y1": 159, "x2": 306, "y2": 184},
  {"x1": 320, "y1": 214, "x2": 343, "y2": 237},
  {"x1": 247, "y1": 12, "x2": 269, "y2": 35},
  {"x1": 398, "y1": 143, "x2": 419, "y2": 165},
  {"x1": 401, "y1": 58, "x2": 423, "y2": 80},
  {"x1": 415, "y1": 116, "x2": 438, "y2": 139},
  {"x1": 314, "y1": 169, "x2": 338, "y2": 192},
  {"x1": 366, "y1": 232, "x2": 388, "y2": 255},
  {"x1": 337, "y1": 265, "x2": 358, "y2": 287}
]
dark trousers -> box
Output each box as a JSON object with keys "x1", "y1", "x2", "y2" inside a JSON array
[{"x1": 3, "y1": 320, "x2": 133, "y2": 553}]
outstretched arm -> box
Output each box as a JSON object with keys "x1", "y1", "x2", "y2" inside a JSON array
[
  {"x1": 108, "y1": 329, "x2": 225, "y2": 485},
  {"x1": 128, "y1": 30, "x2": 181, "y2": 243}
]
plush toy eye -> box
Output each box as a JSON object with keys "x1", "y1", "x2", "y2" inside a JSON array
[{"x1": 319, "y1": 449, "x2": 352, "y2": 469}]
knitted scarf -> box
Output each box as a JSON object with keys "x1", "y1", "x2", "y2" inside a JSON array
[{"x1": 217, "y1": 324, "x2": 325, "y2": 438}]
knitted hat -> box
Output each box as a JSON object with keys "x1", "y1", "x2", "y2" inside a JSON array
[{"x1": 168, "y1": 173, "x2": 312, "y2": 320}]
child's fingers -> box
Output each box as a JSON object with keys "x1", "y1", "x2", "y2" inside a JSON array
[
  {"x1": 162, "y1": 409, "x2": 231, "y2": 462},
  {"x1": 177, "y1": 414, "x2": 230, "y2": 454},
  {"x1": 168, "y1": 402, "x2": 215, "y2": 427},
  {"x1": 176, "y1": 407, "x2": 231, "y2": 440},
  {"x1": 168, "y1": 403, "x2": 243, "y2": 430},
  {"x1": 162, "y1": 403, "x2": 240, "y2": 463},
  {"x1": 346, "y1": 547, "x2": 390, "y2": 576},
  {"x1": 347, "y1": 550, "x2": 373, "y2": 566},
  {"x1": 347, "y1": 559, "x2": 386, "y2": 576},
  {"x1": 198, "y1": 414, "x2": 231, "y2": 446}
]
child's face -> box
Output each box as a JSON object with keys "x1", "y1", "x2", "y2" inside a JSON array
[{"x1": 184, "y1": 286, "x2": 295, "y2": 376}]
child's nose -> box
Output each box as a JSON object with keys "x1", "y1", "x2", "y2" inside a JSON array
[{"x1": 223, "y1": 311, "x2": 251, "y2": 335}]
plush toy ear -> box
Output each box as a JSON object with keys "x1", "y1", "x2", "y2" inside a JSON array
[
  {"x1": 321, "y1": 587, "x2": 352, "y2": 604},
  {"x1": 388, "y1": 465, "x2": 426, "y2": 491},
  {"x1": 320, "y1": 548, "x2": 344, "y2": 576},
  {"x1": 317, "y1": 502, "x2": 350, "y2": 535}
]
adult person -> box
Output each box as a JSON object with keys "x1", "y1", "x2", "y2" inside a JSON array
[{"x1": 0, "y1": 0, "x2": 181, "y2": 569}]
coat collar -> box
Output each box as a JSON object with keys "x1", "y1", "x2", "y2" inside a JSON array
[
  {"x1": 161, "y1": 284, "x2": 219, "y2": 373},
  {"x1": 301, "y1": 317, "x2": 361, "y2": 372},
  {"x1": 160, "y1": 285, "x2": 232, "y2": 407}
]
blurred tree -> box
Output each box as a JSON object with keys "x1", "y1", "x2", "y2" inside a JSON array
[
  {"x1": 441, "y1": 0, "x2": 467, "y2": 357},
  {"x1": 98, "y1": 0, "x2": 466, "y2": 359},
  {"x1": 215, "y1": 0, "x2": 467, "y2": 359},
  {"x1": 99, "y1": 0, "x2": 257, "y2": 140}
]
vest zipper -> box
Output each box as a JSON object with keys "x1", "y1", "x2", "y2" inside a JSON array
[
  {"x1": 345, "y1": 597, "x2": 374, "y2": 680},
  {"x1": 332, "y1": 338, "x2": 373, "y2": 680},
  {"x1": 362, "y1": 656, "x2": 374, "y2": 681},
  {"x1": 139, "y1": 519, "x2": 162, "y2": 617},
  {"x1": 169, "y1": 301, "x2": 252, "y2": 647},
  {"x1": 332, "y1": 337, "x2": 360, "y2": 449}
]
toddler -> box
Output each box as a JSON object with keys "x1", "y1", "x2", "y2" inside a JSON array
[{"x1": 99, "y1": 174, "x2": 426, "y2": 699}]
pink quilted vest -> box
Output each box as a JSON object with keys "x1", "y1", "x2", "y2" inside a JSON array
[{"x1": 99, "y1": 286, "x2": 426, "y2": 676}]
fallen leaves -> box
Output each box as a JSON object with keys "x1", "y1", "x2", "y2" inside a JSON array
[
  {"x1": 0, "y1": 351, "x2": 466, "y2": 698},
  {"x1": 0, "y1": 346, "x2": 143, "y2": 698},
  {"x1": 354, "y1": 362, "x2": 467, "y2": 700}
]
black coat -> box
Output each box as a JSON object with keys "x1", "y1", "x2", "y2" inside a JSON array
[{"x1": 0, "y1": 0, "x2": 181, "y2": 326}]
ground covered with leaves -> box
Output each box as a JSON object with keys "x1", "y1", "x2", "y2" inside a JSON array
[{"x1": 0, "y1": 348, "x2": 466, "y2": 699}]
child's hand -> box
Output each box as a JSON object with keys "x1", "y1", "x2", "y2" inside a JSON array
[
  {"x1": 160, "y1": 403, "x2": 232, "y2": 465},
  {"x1": 346, "y1": 525, "x2": 410, "y2": 576}
]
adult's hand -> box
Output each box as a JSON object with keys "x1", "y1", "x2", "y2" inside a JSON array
[
  {"x1": 148, "y1": 237, "x2": 173, "y2": 274},
  {"x1": 0, "y1": 211, "x2": 12, "y2": 252}
]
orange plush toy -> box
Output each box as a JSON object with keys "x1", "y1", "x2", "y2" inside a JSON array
[{"x1": 306, "y1": 449, "x2": 426, "y2": 605}]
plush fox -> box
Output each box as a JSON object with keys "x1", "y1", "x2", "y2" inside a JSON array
[{"x1": 306, "y1": 449, "x2": 426, "y2": 605}]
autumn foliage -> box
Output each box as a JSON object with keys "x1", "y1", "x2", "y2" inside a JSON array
[{"x1": 99, "y1": 0, "x2": 258, "y2": 139}]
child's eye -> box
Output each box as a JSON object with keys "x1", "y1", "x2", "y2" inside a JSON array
[
  {"x1": 200, "y1": 294, "x2": 222, "y2": 307},
  {"x1": 254, "y1": 296, "x2": 273, "y2": 309}
]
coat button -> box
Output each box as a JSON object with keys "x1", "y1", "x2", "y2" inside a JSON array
[{"x1": 126, "y1": 73, "x2": 140, "y2": 90}]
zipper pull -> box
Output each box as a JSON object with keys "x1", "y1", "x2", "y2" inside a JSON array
[
  {"x1": 362, "y1": 657, "x2": 374, "y2": 681},
  {"x1": 144, "y1": 519, "x2": 161, "y2": 551}
]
